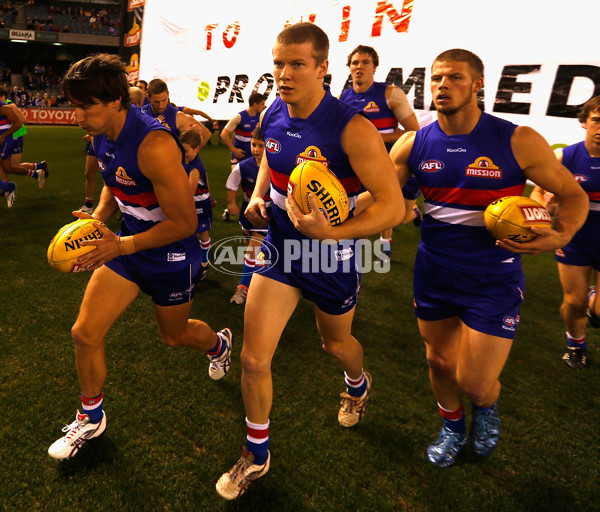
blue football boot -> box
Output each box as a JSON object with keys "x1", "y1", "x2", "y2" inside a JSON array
[
  {"x1": 470, "y1": 402, "x2": 501, "y2": 458},
  {"x1": 426, "y1": 426, "x2": 467, "y2": 467}
]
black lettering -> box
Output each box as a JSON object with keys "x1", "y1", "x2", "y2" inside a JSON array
[
  {"x1": 493, "y1": 65, "x2": 541, "y2": 115},
  {"x1": 213, "y1": 76, "x2": 230, "y2": 102},
  {"x1": 229, "y1": 74, "x2": 249, "y2": 103},
  {"x1": 386, "y1": 67, "x2": 426, "y2": 109},
  {"x1": 315, "y1": 186, "x2": 330, "y2": 202},
  {"x1": 64, "y1": 241, "x2": 76, "y2": 251},
  {"x1": 252, "y1": 73, "x2": 274, "y2": 98},
  {"x1": 547, "y1": 65, "x2": 600, "y2": 118},
  {"x1": 307, "y1": 179, "x2": 321, "y2": 193}
]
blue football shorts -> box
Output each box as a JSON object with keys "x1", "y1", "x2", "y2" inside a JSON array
[
  {"x1": 0, "y1": 136, "x2": 15, "y2": 160},
  {"x1": 105, "y1": 255, "x2": 203, "y2": 307},
  {"x1": 413, "y1": 247, "x2": 525, "y2": 339},
  {"x1": 256, "y1": 236, "x2": 361, "y2": 316},
  {"x1": 555, "y1": 219, "x2": 600, "y2": 271}
]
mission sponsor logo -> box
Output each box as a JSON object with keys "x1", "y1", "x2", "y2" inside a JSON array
[
  {"x1": 465, "y1": 156, "x2": 502, "y2": 179},
  {"x1": 419, "y1": 160, "x2": 444, "y2": 172},
  {"x1": 295, "y1": 145, "x2": 329, "y2": 167},
  {"x1": 115, "y1": 167, "x2": 136, "y2": 186},
  {"x1": 363, "y1": 101, "x2": 380, "y2": 113}
]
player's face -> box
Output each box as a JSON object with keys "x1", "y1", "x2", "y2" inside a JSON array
[
  {"x1": 182, "y1": 143, "x2": 198, "y2": 163},
  {"x1": 273, "y1": 41, "x2": 328, "y2": 106},
  {"x1": 583, "y1": 109, "x2": 600, "y2": 148},
  {"x1": 149, "y1": 91, "x2": 169, "y2": 114},
  {"x1": 349, "y1": 52, "x2": 376, "y2": 88},
  {"x1": 430, "y1": 60, "x2": 482, "y2": 115},
  {"x1": 256, "y1": 100, "x2": 267, "y2": 113},
  {"x1": 250, "y1": 138, "x2": 265, "y2": 164},
  {"x1": 71, "y1": 99, "x2": 119, "y2": 136}
]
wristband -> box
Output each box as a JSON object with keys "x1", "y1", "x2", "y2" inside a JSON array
[{"x1": 117, "y1": 235, "x2": 136, "y2": 255}]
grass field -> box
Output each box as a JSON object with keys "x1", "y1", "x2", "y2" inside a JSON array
[{"x1": 1, "y1": 126, "x2": 598, "y2": 512}]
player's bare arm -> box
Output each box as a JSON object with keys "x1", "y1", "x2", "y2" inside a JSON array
[
  {"x1": 379, "y1": 86, "x2": 420, "y2": 145},
  {"x1": 287, "y1": 114, "x2": 404, "y2": 240},
  {"x1": 498, "y1": 126, "x2": 588, "y2": 254}
]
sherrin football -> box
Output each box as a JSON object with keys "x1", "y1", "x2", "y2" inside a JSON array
[
  {"x1": 287, "y1": 160, "x2": 349, "y2": 226},
  {"x1": 47, "y1": 218, "x2": 107, "y2": 273},
  {"x1": 484, "y1": 196, "x2": 552, "y2": 242}
]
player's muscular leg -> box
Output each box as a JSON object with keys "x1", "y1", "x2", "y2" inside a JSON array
[
  {"x1": 558, "y1": 263, "x2": 591, "y2": 338},
  {"x1": 154, "y1": 301, "x2": 217, "y2": 350},
  {"x1": 456, "y1": 326, "x2": 512, "y2": 407},
  {"x1": 419, "y1": 317, "x2": 463, "y2": 410},
  {"x1": 71, "y1": 266, "x2": 140, "y2": 396},
  {"x1": 315, "y1": 307, "x2": 363, "y2": 379},
  {"x1": 241, "y1": 275, "x2": 301, "y2": 424}
]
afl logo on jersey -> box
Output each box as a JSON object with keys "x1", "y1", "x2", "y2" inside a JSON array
[
  {"x1": 265, "y1": 138, "x2": 281, "y2": 153},
  {"x1": 574, "y1": 175, "x2": 588, "y2": 183},
  {"x1": 419, "y1": 160, "x2": 444, "y2": 172}
]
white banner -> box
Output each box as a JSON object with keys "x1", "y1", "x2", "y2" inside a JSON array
[
  {"x1": 9, "y1": 29, "x2": 35, "y2": 40},
  {"x1": 139, "y1": 0, "x2": 600, "y2": 147}
]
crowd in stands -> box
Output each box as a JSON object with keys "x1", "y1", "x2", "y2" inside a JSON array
[
  {"x1": 0, "y1": 3, "x2": 17, "y2": 28},
  {"x1": 1, "y1": 62, "x2": 68, "y2": 107},
  {"x1": 25, "y1": 1, "x2": 120, "y2": 36}
]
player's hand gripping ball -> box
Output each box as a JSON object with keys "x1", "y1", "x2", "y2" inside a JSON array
[
  {"x1": 287, "y1": 160, "x2": 349, "y2": 226},
  {"x1": 47, "y1": 218, "x2": 107, "y2": 273},
  {"x1": 484, "y1": 195, "x2": 552, "y2": 242}
]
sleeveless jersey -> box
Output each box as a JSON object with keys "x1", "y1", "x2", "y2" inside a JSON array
[
  {"x1": 408, "y1": 112, "x2": 525, "y2": 273},
  {"x1": 141, "y1": 103, "x2": 180, "y2": 136},
  {"x1": 5, "y1": 99, "x2": 26, "y2": 137},
  {"x1": 184, "y1": 154, "x2": 212, "y2": 228},
  {"x1": 233, "y1": 110, "x2": 260, "y2": 155},
  {"x1": 238, "y1": 155, "x2": 271, "y2": 203},
  {"x1": 562, "y1": 141, "x2": 600, "y2": 217},
  {"x1": 0, "y1": 99, "x2": 13, "y2": 133},
  {"x1": 340, "y1": 82, "x2": 396, "y2": 150},
  {"x1": 93, "y1": 105, "x2": 200, "y2": 272},
  {"x1": 262, "y1": 88, "x2": 362, "y2": 268}
]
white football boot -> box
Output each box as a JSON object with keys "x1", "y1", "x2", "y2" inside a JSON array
[
  {"x1": 48, "y1": 410, "x2": 106, "y2": 460},
  {"x1": 208, "y1": 328, "x2": 233, "y2": 380}
]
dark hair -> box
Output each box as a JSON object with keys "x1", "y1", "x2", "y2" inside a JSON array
[
  {"x1": 346, "y1": 45, "x2": 379, "y2": 68},
  {"x1": 249, "y1": 92, "x2": 267, "y2": 107},
  {"x1": 63, "y1": 53, "x2": 130, "y2": 108},
  {"x1": 251, "y1": 125, "x2": 263, "y2": 141},
  {"x1": 147, "y1": 78, "x2": 168, "y2": 97},
  {"x1": 276, "y1": 22, "x2": 329, "y2": 65},
  {"x1": 136, "y1": 79, "x2": 148, "y2": 89},
  {"x1": 0, "y1": 86, "x2": 8, "y2": 98},
  {"x1": 577, "y1": 96, "x2": 600, "y2": 123},
  {"x1": 433, "y1": 48, "x2": 484, "y2": 79},
  {"x1": 180, "y1": 129, "x2": 202, "y2": 148}
]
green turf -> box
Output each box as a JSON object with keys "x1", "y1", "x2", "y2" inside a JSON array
[{"x1": 1, "y1": 126, "x2": 598, "y2": 511}]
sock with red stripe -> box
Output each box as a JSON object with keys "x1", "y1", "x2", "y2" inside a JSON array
[
  {"x1": 85, "y1": 197, "x2": 94, "y2": 208},
  {"x1": 245, "y1": 417, "x2": 269, "y2": 465},
  {"x1": 438, "y1": 403, "x2": 466, "y2": 434},
  {"x1": 200, "y1": 238, "x2": 211, "y2": 265},
  {"x1": 345, "y1": 370, "x2": 367, "y2": 398},
  {"x1": 566, "y1": 331, "x2": 586, "y2": 350},
  {"x1": 81, "y1": 392, "x2": 104, "y2": 424},
  {"x1": 206, "y1": 331, "x2": 226, "y2": 357},
  {"x1": 239, "y1": 256, "x2": 256, "y2": 288}
]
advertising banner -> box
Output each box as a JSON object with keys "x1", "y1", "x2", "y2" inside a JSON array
[
  {"x1": 139, "y1": 0, "x2": 599, "y2": 146},
  {"x1": 120, "y1": 0, "x2": 146, "y2": 83},
  {"x1": 21, "y1": 108, "x2": 77, "y2": 125}
]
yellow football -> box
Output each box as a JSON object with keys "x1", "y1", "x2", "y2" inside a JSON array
[
  {"x1": 47, "y1": 218, "x2": 107, "y2": 273},
  {"x1": 287, "y1": 160, "x2": 350, "y2": 226},
  {"x1": 484, "y1": 196, "x2": 552, "y2": 242}
]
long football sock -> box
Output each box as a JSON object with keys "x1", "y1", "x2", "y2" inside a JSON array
[
  {"x1": 345, "y1": 370, "x2": 367, "y2": 398},
  {"x1": 246, "y1": 418, "x2": 269, "y2": 465},
  {"x1": 200, "y1": 238, "x2": 211, "y2": 265},
  {"x1": 438, "y1": 403, "x2": 466, "y2": 434},
  {"x1": 206, "y1": 332, "x2": 225, "y2": 357},
  {"x1": 239, "y1": 256, "x2": 256, "y2": 288},
  {"x1": 566, "y1": 331, "x2": 586, "y2": 350},
  {"x1": 81, "y1": 392, "x2": 104, "y2": 423}
]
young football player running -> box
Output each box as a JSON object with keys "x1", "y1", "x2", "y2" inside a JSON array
[
  {"x1": 47, "y1": 54, "x2": 232, "y2": 460},
  {"x1": 215, "y1": 23, "x2": 404, "y2": 500},
  {"x1": 388, "y1": 48, "x2": 588, "y2": 468},
  {"x1": 225, "y1": 126, "x2": 271, "y2": 304}
]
